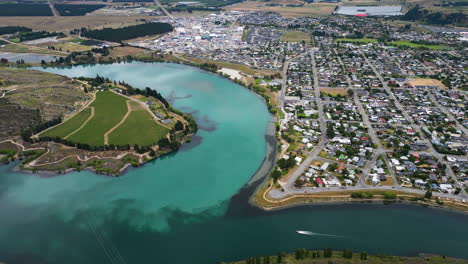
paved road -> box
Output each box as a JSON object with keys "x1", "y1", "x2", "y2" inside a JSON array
[
  {"x1": 269, "y1": 181, "x2": 467, "y2": 202},
  {"x1": 48, "y1": 0, "x2": 60, "y2": 17},
  {"x1": 153, "y1": 0, "x2": 174, "y2": 21}
]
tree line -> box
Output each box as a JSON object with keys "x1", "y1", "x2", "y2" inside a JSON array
[
  {"x1": 0, "y1": 4, "x2": 53, "y2": 16},
  {"x1": 54, "y1": 4, "x2": 105, "y2": 16},
  {"x1": 232, "y1": 248, "x2": 369, "y2": 264},
  {"x1": 18, "y1": 31, "x2": 65, "y2": 42},
  {"x1": 21, "y1": 117, "x2": 62, "y2": 143},
  {"x1": 81, "y1": 22, "x2": 173, "y2": 42}
]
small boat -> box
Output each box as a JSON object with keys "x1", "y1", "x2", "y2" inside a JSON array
[{"x1": 296, "y1": 230, "x2": 314, "y2": 235}]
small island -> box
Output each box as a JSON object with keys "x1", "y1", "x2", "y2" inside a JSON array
[{"x1": 0, "y1": 67, "x2": 196, "y2": 175}]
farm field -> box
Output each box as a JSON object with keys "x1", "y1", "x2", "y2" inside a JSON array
[
  {"x1": 41, "y1": 107, "x2": 93, "y2": 138},
  {"x1": 67, "y1": 90, "x2": 128, "y2": 146},
  {"x1": 108, "y1": 46, "x2": 148, "y2": 57},
  {"x1": 319, "y1": 87, "x2": 348, "y2": 96},
  {"x1": 281, "y1": 31, "x2": 311, "y2": 42},
  {"x1": 51, "y1": 42, "x2": 93, "y2": 52},
  {"x1": 0, "y1": 43, "x2": 64, "y2": 55},
  {"x1": 225, "y1": 1, "x2": 337, "y2": 17},
  {"x1": 40, "y1": 90, "x2": 169, "y2": 147},
  {"x1": 0, "y1": 16, "x2": 147, "y2": 32},
  {"x1": 108, "y1": 100, "x2": 169, "y2": 146}
]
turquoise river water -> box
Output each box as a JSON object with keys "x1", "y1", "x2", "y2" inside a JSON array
[{"x1": 0, "y1": 62, "x2": 467, "y2": 264}]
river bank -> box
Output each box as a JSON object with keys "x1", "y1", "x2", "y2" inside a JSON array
[{"x1": 227, "y1": 249, "x2": 468, "y2": 264}]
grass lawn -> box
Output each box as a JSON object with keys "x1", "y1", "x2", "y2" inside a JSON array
[
  {"x1": 281, "y1": 31, "x2": 311, "y2": 42},
  {"x1": 337, "y1": 38, "x2": 377, "y2": 44},
  {"x1": 0, "y1": 43, "x2": 64, "y2": 55},
  {"x1": 108, "y1": 46, "x2": 147, "y2": 57},
  {"x1": 388, "y1": 40, "x2": 444, "y2": 50},
  {"x1": 108, "y1": 100, "x2": 169, "y2": 146},
  {"x1": 68, "y1": 91, "x2": 128, "y2": 146},
  {"x1": 380, "y1": 175, "x2": 395, "y2": 186},
  {"x1": 67, "y1": 38, "x2": 85, "y2": 43},
  {"x1": 41, "y1": 108, "x2": 92, "y2": 138}
]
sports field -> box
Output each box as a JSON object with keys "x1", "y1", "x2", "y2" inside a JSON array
[
  {"x1": 108, "y1": 101, "x2": 169, "y2": 146},
  {"x1": 281, "y1": 31, "x2": 311, "y2": 42},
  {"x1": 388, "y1": 40, "x2": 444, "y2": 50},
  {"x1": 40, "y1": 90, "x2": 169, "y2": 147}
]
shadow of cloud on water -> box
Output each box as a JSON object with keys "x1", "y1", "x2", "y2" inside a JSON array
[
  {"x1": 174, "y1": 107, "x2": 218, "y2": 132},
  {"x1": 166, "y1": 91, "x2": 193, "y2": 104},
  {"x1": 0, "y1": 196, "x2": 230, "y2": 264},
  {"x1": 179, "y1": 134, "x2": 203, "y2": 152}
]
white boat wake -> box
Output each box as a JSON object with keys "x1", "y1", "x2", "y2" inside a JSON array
[{"x1": 296, "y1": 230, "x2": 343, "y2": 238}]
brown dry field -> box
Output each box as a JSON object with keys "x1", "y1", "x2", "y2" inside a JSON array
[
  {"x1": 0, "y1": 16, "x2": 148, "y2": 32},
  {"x1": 225, "y1": 1, "x2": 337, "y2": 17},
  {"x1": 380, "y1": 176, "x2": 395, "y2": 186},
  {"x1": 320, "y1": 87, "x2": 348, "y2": 95},
  {"x1": 408, "y1": 78, "x2": 447, "y2": 89},
  {"x1": 108, "y1": 46, "x2": 148, "y2": 57}
]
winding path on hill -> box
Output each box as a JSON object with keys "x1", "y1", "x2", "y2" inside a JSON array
[
  {"x1": 64, "y1": 107, "x2": 95, "y2": 140},
  {"x1": 103, "y1": 100, "x2": 132, "y2": 145},
  {"x1": 34, "y1": 91, "x2": 96, "y2": 138}
]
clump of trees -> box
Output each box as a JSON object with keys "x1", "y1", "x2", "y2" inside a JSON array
[
  {"x1": 326, "y1": 123, "x2": 335, "y2": 138},
  {"x1": 21, "y1": 117, "x2": 62, "y2": 143},
  {"x1": 0, "y1": 4, "x2": 53, "y2": 16},
  {"x1": 350, "y1": 191, "x2": 374, "y2": 199},
  {"x1": 54, "y1": 4, "x2": 105, "y2": 16}
]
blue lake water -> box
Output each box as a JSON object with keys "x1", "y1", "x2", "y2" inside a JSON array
[{"x1": 0, "y1": 62, "x2": 467, "y2": 264}]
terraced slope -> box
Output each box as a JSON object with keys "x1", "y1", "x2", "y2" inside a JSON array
[
  {"x1": 40, "y1": 90, "x2": 170, "y2": 147},
  {"x1": 67, "y1": 91, "x2": 128, "y2": 146},
  {"x1": 41, "y1": 107, "x2": 93, "y2": 138},
  {"x1": 108, "y1": 100, "x2": 169, "y2": 146}
]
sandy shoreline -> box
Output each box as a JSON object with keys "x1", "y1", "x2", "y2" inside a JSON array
[{"x1": 218, "y1": 67, "x2": 243, "y2": 80}]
